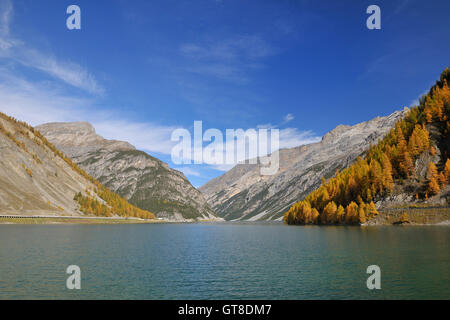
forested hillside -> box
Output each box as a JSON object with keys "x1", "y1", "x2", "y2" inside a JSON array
[
  {"x1": 0, "y1": 112, "x2": 155, "y2": 219},
  {"x1": 285, "y1": 68, "x2": 450, "y2": 225}
]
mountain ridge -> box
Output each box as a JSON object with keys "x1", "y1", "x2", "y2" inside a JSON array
[
  {"x1": 199, "y1": 108, "x2": 409, "y2": 221},
  {"x1": 37, "y1": 122, "x2": 220, "y2": 221}
]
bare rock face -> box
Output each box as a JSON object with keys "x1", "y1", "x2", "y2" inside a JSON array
[
  {"x1": 199, "y1": 108, "x2": 409, "y2": 221},
  {"x1": 0, "y1": 116, "x2": 98, "y2": 216},
  {"x1": 37, "y1": 122, "x2": 136, "y2": 156},
  {"x1": 37, "y1": 122, "x2": 219, "y2": 221}
]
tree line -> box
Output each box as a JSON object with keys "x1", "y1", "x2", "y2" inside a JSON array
[{"x1": 285, "y1": 67, "x2": 450, "y2": 225}]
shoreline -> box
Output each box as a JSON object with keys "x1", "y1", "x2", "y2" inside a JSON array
[
  {"x1": 367, "y1": 207, "x2": 450, "y2": 226},
  {"x1": 1, "y1": 218, "x2": 449, "y2": 226},
  {"x1": 0, "y1": 215, "x2": 225, "y2": 225},
  {"x1": 1, "y1": 207, "x2": 449, "y2": 225},
  {"x1": 0, "y1": 215, "x2": 165, "y2": 225}
]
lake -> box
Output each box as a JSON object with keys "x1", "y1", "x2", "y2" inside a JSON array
[{"x1": 0, "y1": 223, "x2": 449, "y2": 299}]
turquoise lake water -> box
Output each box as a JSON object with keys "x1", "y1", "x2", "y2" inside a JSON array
[{"x1": 0, "y1": 223, "x2": 448, "y2": 299}]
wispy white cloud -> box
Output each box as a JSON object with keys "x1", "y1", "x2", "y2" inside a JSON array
[
  {"x1": 0, "y1": 0, "x2": 15, "y2": 50},
  {"x1": 0, "y1": 68, "x2": 176, "y2": 155},
  {"x1": 0, "y1": 0, "x2": 12, "y2": 36},
  {"x1": 175, "y1": 166, "x2": 201, "y2": 177},
  {"x1": 257, "y1": 113, "x2": 296, "y2": 129},
  {"x1": 184, "y1": 63, "x2": 248, "y2": 84},
  {"x1": 279, "y1": 128, "x2": 320, "y2": 149},
  {"x1": 256, "y1": 123, "x2": 277, "y2": 129},
  {"x1": 283, "y1": 113, "x2": 294, "y2": 123},
  {"x1": 0, "y1": 68, "x2": 91, "y2": 124},
  {"x1": 180, "y1": 35, "x2": 276, "y2": 61},
  {"x1": 409, "y1": 88, "x2": 430, "y2": 107},
  {"x1": 93, "y1": 120, "x2": 177, "y2": 155},
  {"x1": 209, "y1": 164, "x2": 235, "y2": 172},
  {"x1": 200, "y1": 126, "x2": 320, "y2": 174},
  {"x1": 179, "y1": 35, "x2": 277, "y2": 84},
  {"x1": 0, "y1": 0, "x2": 104, "y2": 95},
  {"x1": 17, "y1": 48, "x2": 105, "y2": 95}
]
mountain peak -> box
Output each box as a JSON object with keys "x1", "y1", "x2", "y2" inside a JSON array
[
  {"x1": 36, "y1": 122, "x2": 136, "y2": 155},
  {"x1": 322, "y1": 124, "x2": 351, "y2": 142},
  {"x1": 39, "y1": 121, "x2": 96, "y2": 134}
]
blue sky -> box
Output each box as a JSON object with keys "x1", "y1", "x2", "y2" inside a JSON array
[{"x1": 0, "y1": 0, "x2": 449, "y2": 187}]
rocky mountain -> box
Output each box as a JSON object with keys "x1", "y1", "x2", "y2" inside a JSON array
[
  {"x1": 199, "y1": 108, "x2": 409, "y2": 221},
  {"x1": 284, "y1": 69, "x2": 450, "y2": 226},
  {"x1": 0, "y1": 113, "x2": 105, "y2": 216},
  {"x1": 37, "y1": 122, "x2": 218, "y2": 221}
]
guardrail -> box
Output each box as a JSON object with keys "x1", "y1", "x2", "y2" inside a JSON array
[{"x1": 0, "y1": 215, "x2": 144, "y2": 220}]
